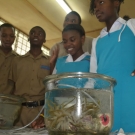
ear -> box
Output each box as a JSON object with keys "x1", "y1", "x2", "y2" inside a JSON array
[
  {"x1": 81, "y1": 35, "x2": 85, "y2": 44},
  {"x1": 0, "y1": 32, "x2": 1, "y2": 40},
  {"x1": 114, "y1": 0, "x2": 121, "y2": 11},
  {"x1": 13, "y1": 36, "x2": 16, "y2": 41},
  {"x1": 43, "y1": 39, "x2": 46, "y2": 43}
]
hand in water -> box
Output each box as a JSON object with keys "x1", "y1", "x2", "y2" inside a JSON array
[{"x1": 31, "y1": 116, "x2": 45, "y2": 129}]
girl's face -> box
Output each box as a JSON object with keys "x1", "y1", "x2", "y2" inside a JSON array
[
  {"x1": 62, "y1": 30, "x2": 85, "y2": 60},
  {"x1": 94, "y1": 0, "x2": 119, "y2": 22}
]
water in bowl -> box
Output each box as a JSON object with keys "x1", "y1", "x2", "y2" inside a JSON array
[{"x1": 45, "y1": 88, "x2": 113, "y2": 135}]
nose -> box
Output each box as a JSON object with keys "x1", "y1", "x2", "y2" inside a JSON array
[
  {"x1": 33, "y1": 32, "x2": 38, "y2": 37},
  {"x1": 5, "y1": 36, "x2": 11, "y2": 41},
  {"x1": 63, "y1": 40, "x2": 71, "y2": 48}
]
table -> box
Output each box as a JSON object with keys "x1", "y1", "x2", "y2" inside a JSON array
[{"x1": 0, "y1": 128, "x2": 135, "y2": 135}]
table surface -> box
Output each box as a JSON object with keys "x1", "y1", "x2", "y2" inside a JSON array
[{"x1": 0, "y1": 128, "x2": 135, "y2": 135}]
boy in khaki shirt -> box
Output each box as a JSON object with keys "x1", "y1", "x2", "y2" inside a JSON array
[
  {"x1": 0, "y1": 23, "x2": 17, "y2": 94},
  {"x1": 9, "y1": 26, "x2": 50, "y2": 127}
]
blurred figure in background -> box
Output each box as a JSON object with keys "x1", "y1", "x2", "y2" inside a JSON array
[{"x1": 0, "y1": 23, "x2": 17, "y2": 94}]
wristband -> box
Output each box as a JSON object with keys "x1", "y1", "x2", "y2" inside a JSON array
[{"x1": 40, "y1": 114, "x2": 45, "y2": 118}]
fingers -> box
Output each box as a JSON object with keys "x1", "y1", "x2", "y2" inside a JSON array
[
  {"x1": 131, "y1": 70, "x2": 135, "y2": 76},
  {"x1": 31, "y1": 117, "x2": 45, "y2": 129}
]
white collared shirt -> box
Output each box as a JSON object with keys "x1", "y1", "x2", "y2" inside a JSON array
[
  {"x1": 100, "y1": 17, "x2": 126, "y2": 38},
  {"x1": 53, "y1": 52, "x2": 90, "y2": 74}
]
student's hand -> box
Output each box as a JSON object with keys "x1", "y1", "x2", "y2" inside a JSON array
[
  {"x1": 131, "y1": 70, "x2": 135, "y2": 76},
  {"x1": 50, "y1": 45, "x2": 59, "y2": 74},
  {"x1": 50, "y1": 45, "x2": 59, "y2": 64},
  {"x1": 31, "y1": 116, "x2": 45, "y2": 129}
]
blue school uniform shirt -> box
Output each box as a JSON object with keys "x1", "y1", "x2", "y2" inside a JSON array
[
  {"x1": 90, "y1": 17, "x2": 135, "y2": 132},
  {"x1": 53, "y1": 52, "x2": 90, "y2": 88}
]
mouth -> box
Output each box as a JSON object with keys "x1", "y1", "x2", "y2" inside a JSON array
[
  {"x1": 33, "y1": 38, "x2": 38, "y2": 41},
  {"x1": 67, "y1": 48, "x2": 74, "y2": 53},
  {"x1": 5, "y1": 43, "x2": 12, "y2": 46},
  {"x1": 96, "y1": 12, "x2": 102, "y2": 19}
]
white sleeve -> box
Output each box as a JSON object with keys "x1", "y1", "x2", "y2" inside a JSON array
[
  {"x1": 90, "y1": 37, "x2": 99, "y2": 73},
  {"x1": 127, "y1": 18, "x2": 135, "y2": 36},
  {"x1": 52, "y1": 66, "x2": 57, "y2": 74}
]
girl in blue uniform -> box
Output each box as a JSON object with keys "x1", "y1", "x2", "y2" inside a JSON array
[
  {"x1": 89, "y1": 0, "x2": 135, "y2": 132},
  {"x1": 51, "y1": 24, "x2": 90, "y2": 87},
  {"x1": 53, "y1": 24, "x2": 90, "y2": 74}
]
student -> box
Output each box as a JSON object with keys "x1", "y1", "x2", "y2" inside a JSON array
[
  {"x1": 0, "y1": 23, "x2": 17, "y2": 94},
  {"x1": 52, "y1": 24, "x2": 90, "y2": 76},
  {"x1": 51, "y1": 24, "x2": 90, "y2": 88},
  {"x1": 9, "y1": 26, "x2": 50, "y2": 127},
  {"x1": 89, "y1": 0, "x2": 135, "y2": 132},
  {"x1": 50, "y1": 11, "x2": 93, "y2": 57}
]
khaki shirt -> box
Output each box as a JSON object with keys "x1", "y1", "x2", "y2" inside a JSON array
[
  {"x1": 0, "y1": 48, "x2": 17, "y2": 94},
  {"x1": 9, "y1": 51, "x2": 50, "y2": 101},
  {"x1": 50, "y1": 36, "x2": 93, "y2": 57}
]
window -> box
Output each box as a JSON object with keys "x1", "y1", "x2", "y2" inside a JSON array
[{"x1": 0, "y1": 18, "x2": 50, "y2": 56}]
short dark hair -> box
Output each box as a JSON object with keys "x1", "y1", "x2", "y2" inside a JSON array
[
  {"x1": 68, "y1": 11, "x2": 82, "y2": 24},
  {"x1": 123, "y1": 15, "x2": 131, "y2": 21},
  {"x1": 89, "y1": 0, "x2": 124, "y2": 15},
  {"x1": 29, "y1": 26, "x2": 46, "y2": 38},
  {"x1": 0, "y1": 23, "x2": 15, "y2": 32},
  {"x1": 62, "y1": 24, "x2": 85, "y2": 37}
]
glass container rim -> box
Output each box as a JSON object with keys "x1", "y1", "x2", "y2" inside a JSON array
[{"x1": 43, "y1": 72, "x2": 116, "y2": 86}]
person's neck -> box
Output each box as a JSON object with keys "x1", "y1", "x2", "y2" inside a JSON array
[
  {"x1": 72, "y1": 50, "x2": 84, "y2": 61},
  {"x1": 106, "y1": 16, "x2": 119, "y2": 32},
  {"x1": 30, "y1": 47, "x2": 42, "y2": 58},
  {"x1": 0, "y1": 46, "x2": 12, "y2": 55}
]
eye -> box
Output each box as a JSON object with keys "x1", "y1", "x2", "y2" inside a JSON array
[
  {"x1": 2, "y1": 35, "x2": 6, "y2": 37},
  {"x1": 1, "y1": 34, "x2": 7, "y2": 37},
  {"x1": 99, "y1": 0, "x2": 104, "y2": 4},
  {"x1": 31, "y1": 32, "x2": 35, "y2": 35},
  {"x1": 70, "y1": 37, "x2": 75, "y2": 42},
  {"x1": 10, "y1": 35, "x2": 15, "y2": 38},
  {"x1": 39, "y1": 33, "x2": 43, "y2": 36},
  {"x1": 71, "y1": 20, "x2": 75, "y2": 23},
  {"x1": 65, "y1": 18, "x2": 69, "y2": 22}
]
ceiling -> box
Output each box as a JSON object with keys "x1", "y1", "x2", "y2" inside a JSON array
[{"x1": 0, "y1": 0, "x2": 134, "y2": 49}]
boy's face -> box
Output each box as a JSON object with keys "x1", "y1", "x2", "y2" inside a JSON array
[
  {"x1": 63, "y1": 14, "x2": 79, "y2": 28},
  {"x1": 94, "y1": 0, "x2": 119, "y2": 22},
  {"x1": 29, "y1": 27, "x2": 45, "y2": 47},
  {"x1": 0, "y1": 27, "x2": 15, "y2": 49},
  {"x1": 62, "y1": 30, "x2": 85, "y2": 58}
]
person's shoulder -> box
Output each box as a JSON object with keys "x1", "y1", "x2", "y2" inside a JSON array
[
  {"x1": 12, "y1": 50, "x2": 19, "y2": 56},
  {"x1": 85, "y1": 52, "x2": 91, "y2": 58},
  {"x1": 56, "y1": 56, "x2": 68, "y2": 66},
  {"x1": 85, "y1": 36, "x2": 93, "y2": 40},
  {"x1": 14, "y1": 52, "x2": 30, "y2": 62},
  {"x1": 93, "y1": 36, "x2": 100, "y2": 41},
  {"x1": 51, "y1": 41, "x2": 63, "y2": 49},
  {"x1": 127, "y1": 18, "x2": 135, "y2": 27},
  {"x1": 85, "y1": 36, "x2": 93, "y2": 42},
  {"x1": 58, "y1": 55, "x2": 68, "y2": 60},
  {"x1": 41, "y1": 52, "x2": 50, "y2": 59},
  {"x1": 127, "y1": 18, "x2": 135, "y2": 35}
]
